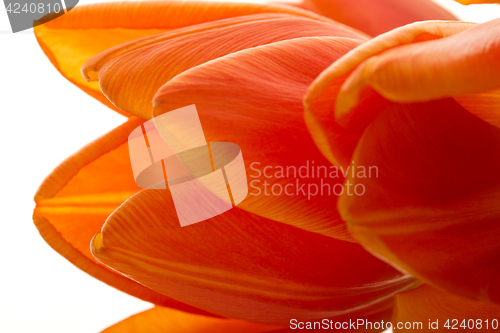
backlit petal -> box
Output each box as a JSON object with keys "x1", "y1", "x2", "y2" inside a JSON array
[
  {"x1": 393, "y1": 285, "x2": 500, "y2": 332},
  {"x1": 331, "y1": 19, "x2": 500, "y2": 129},
  {"x1": 338, "y1": 98, "x2": 500, "y2": 304},
  {"x1": 87, "y1": 15, "x2": 365, "y2": 120},
  {"x1": 153, "y1": 37, "x2": 365, "y2": 241},
  {"x1": 304, "y1": 71, "x2": 378, "y2": 169},
  {"x1": 304, "y1": 21, "x2": 474, "y2": 131},
  {"x1": 92, "y1": 188, "x2": 416, "y2": 325},
  {"x1": 33, "y1": 117, "x2": 215, "y2": 315},
  {"x1": 101, "y1": 306, "x2": 278, "y2": 333},
  {"x1": 454, "y1": 88, "x2": 500, "y2": 128},
  {"x1": 35, "y1": 1, "x2": 328, "y2": 116},
  {"x1": 303, "y1": 21, "x2": 475, "y2": 167},
  {"x1": 302, "y1": 0, "x2": 456, "y2": 36}
]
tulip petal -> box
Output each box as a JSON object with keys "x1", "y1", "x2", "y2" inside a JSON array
[
  {"x1": 305, "y1": 21, "x2": 474, "y2": 131},
  {"x1": 33, "y1": 117, "x2": 216, "y2": 315},
  {"x1": 92, "y1": 187, "x2": 416, "y2": 325},
  {"x1": 34, "y1": 1, "x2": 329, "y2": 116},
  {"x1": 454, "y1": 88, "x2": 500, "y2": 128},
  {"x1": 302, "y1": 0, "x2": 456, "y2": 36},
  {"x1": 304, "y1": 71, "x2": 379, "y2": 169},
  {"x1": 81, "y1": 8, "x2": 355, "y2": 84},
  {"x1": 330, "y1": 19, "x2": 500, "y2": 129},
  {"x1": 87, "y1": 15, "x2": 366, "y2": 120},
  {"x1": 338, "y1": 98, "x2": 500, "y2": 304},
  {"x1": 393, "y1": 285, "x2": 500, "y2": 332},
  {"x1": 101, "y1": 306, "x2": 278, "y2": 333},
  {"x1": 153, "y1": 37, "x2": 365, "y2": 241},
  {"x1": 303, "y1": 21, "x2": 476, "y2": 167}
]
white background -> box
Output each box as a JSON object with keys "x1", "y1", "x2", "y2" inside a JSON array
[{"x1": 0, "y1": 1, "x2": 499, "y2": 332}]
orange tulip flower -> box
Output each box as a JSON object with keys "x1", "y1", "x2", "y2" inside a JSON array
[
  {"x1": 32, "y1": 0, "x2": 500, "y2": 331},
  {"x1": 304, "y1": 0, "x2": 500, "y2": 329}
]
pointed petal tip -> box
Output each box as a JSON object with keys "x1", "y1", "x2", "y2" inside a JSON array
[
  {"x1": 91, "y1": 232, "x2": 104, "y2": 253},
  {"x1": 81, "y1": 64, "x2": 98, "y2": 82},
  {"x1": 307, "y1": 20, "x2": 500, "y2": 133}
]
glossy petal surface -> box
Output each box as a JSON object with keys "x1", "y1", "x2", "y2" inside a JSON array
[
  {"x1": 89, "y1": 15, "x2": 365, "y2": 120},
  {"x1": 92, "y1": 188, "x2": 416, "y2": 325},
  {"x1": 321, "y1": 20, "x2": 500, "y2": 129},
  {"x1": 339, "y1": 99, "x2": 500, "y2": 304},
  {"x1": 304, "y1": 21, "x2": 476, "y2": 167},
  {"x1": 35, "y1": 0, "x2": 327, "y2": 116},
  {"x1": 33, "y1": 118, "x2": 215, "y2": 315},
  {"x1": 302, "y1": 0, "x2": 456, "y2": 36},
  {"x1": 305, "y1": 21, "x2": 474, "y2": 130},
  {"x1": 154, "y1": 37, "x2": 366, "y2": 241},
  {"x1": 101, "y1": 306, "x2": 278, "y2": 333},
  {"x1": 393, "y1": 285, "x2": 500, "y2": 332}
]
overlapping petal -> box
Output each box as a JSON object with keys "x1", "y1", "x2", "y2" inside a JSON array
[
  {"x1": 91, "y1": 186, "x2": 416, "y2": 325},
  {"x1": 300, "y1": 0, "x2": 456, "y2": 36},
  {"x1": 101, "y1": 306, "x2": 278, "y2": 333},
  {"x1": 304, "y1": 71, "x2": 377, "y2": 168},
  {"x1": 304, "y1": 21, "x2": 477, "y2": 168},
  {"x1": 304, "y1": 21, "x2": 474, "y2": 130},
  {"x1": 153, "y1": 37, "x2": 366, "y2": 241},
  {"x1": 305, "y1": 20, "x2": 500, "y2": 170},
  {"x1": 33, "y1": 117, "x2": 216, "y2": 315},
  {"x1": 32, "y1": 0, "x2": 500, "y2": 329},
  {"x1": 307, "y1": 19, "x2": 500, "y2": 131},
  {"x1": 85, "y1": 15, "x2": 366, "y2": 120},
  {"x1": 34, "y1": 1, "x2": 332, "y2": 116},
  {"x1": 338, "y1": 98, "x2": 500, "y2": 304},
  {"x1": 393, "y1": 285, "x2": 500, "y2": 331},
  {"x1": 340, "y1": 19, "x2": 500, "y2": 122}
]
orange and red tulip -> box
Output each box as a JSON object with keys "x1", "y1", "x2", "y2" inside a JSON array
[
  {"x1": 304, "y1": 15, "x2": 500, "y2": 307},
  {"x1": 33, "y1": 0, "x2": 500, "y2": 331}
]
